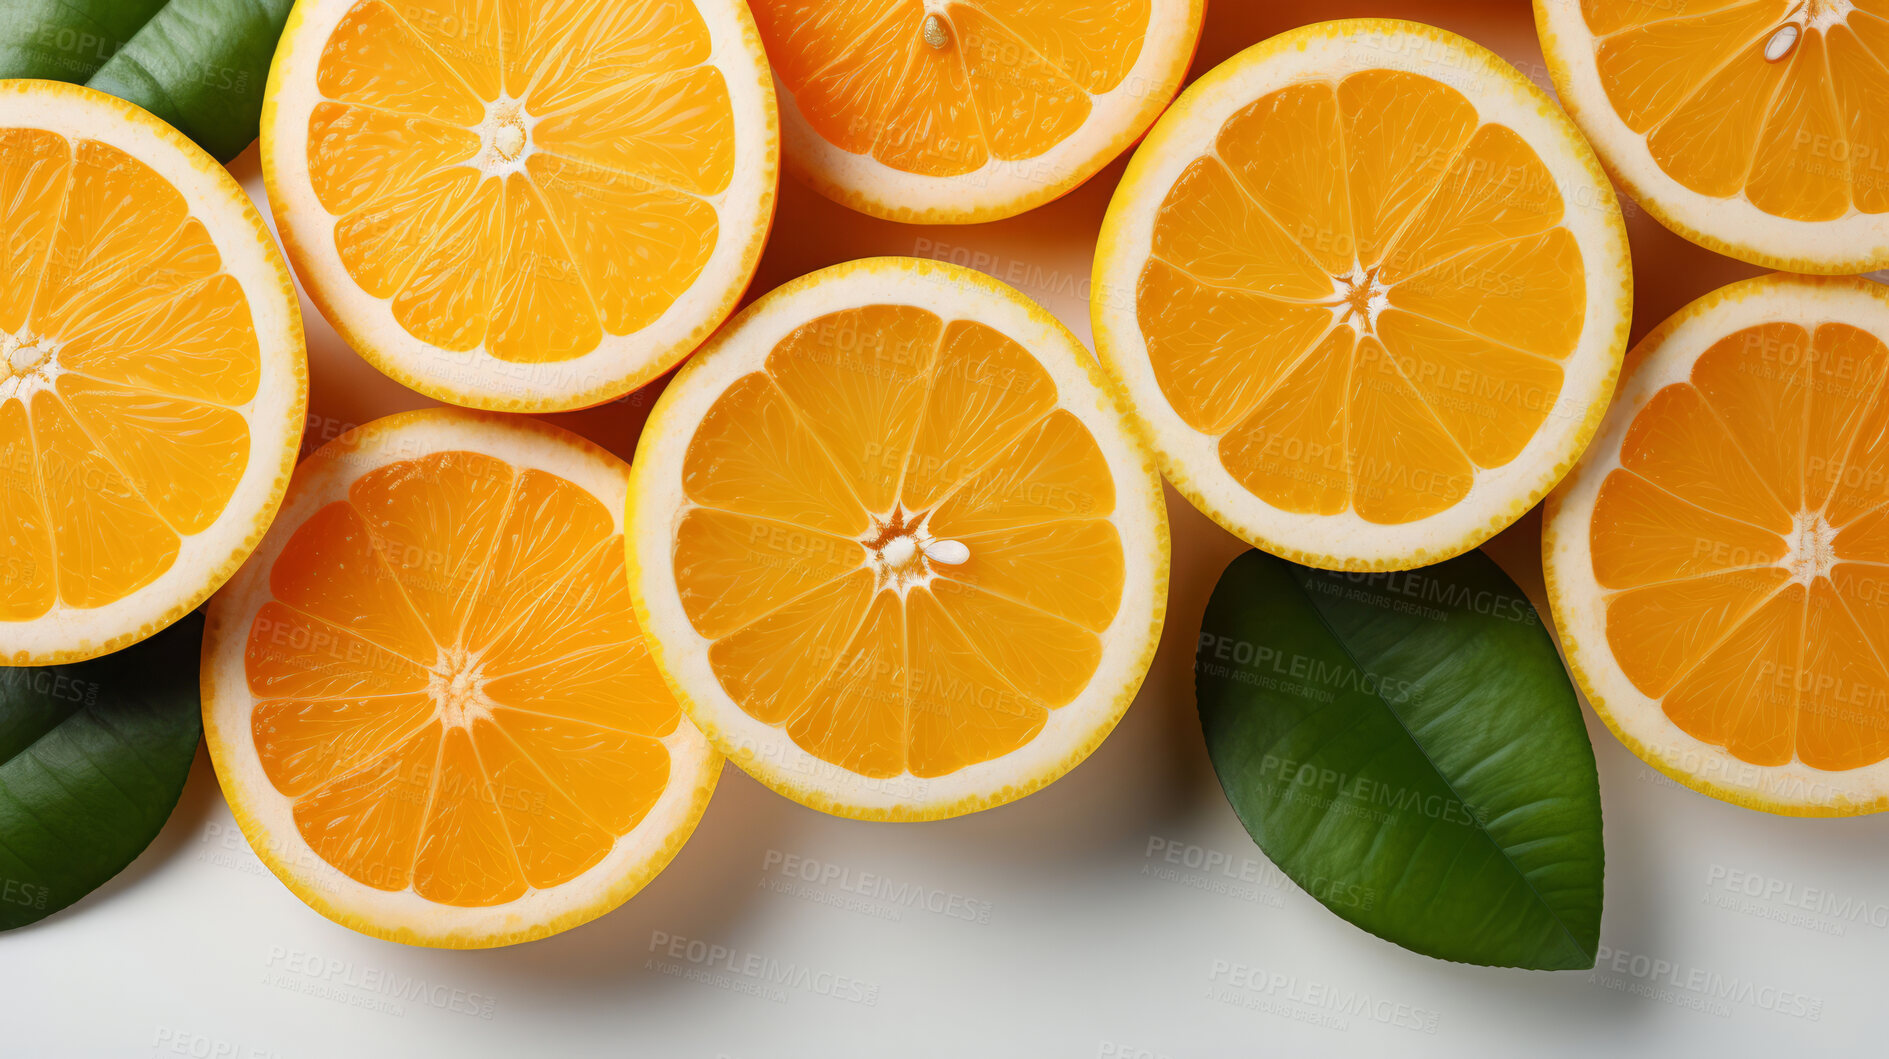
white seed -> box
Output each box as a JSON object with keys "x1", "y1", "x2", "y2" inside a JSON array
[
  {"x1": 923, "y1": 538, "x2": 970, "y2": 565},
  {"x1": 922, "y1": 13, "x2": 949, "y2": 50},
  {"x1": 1765, "y1": 24, "x2": 1800, "y2": 62}
]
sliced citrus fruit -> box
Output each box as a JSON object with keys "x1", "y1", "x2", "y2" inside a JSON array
[
  {"x1": 0, "y1": 81, "x2": 305, "y2": 665},
  {"x1": 203, "y1": 409, "x2": 718, "y2": 946},
  {"x1": 260, "y1": 0, "x2": 778, "y2": 412},
  {"x1": 627, "y1": 257, "x2": 1167, "y2": 820},
  {"x1": 1092, "y1": 20, "x2": 1633, "y2": 572},
  {"x1": 751, "y1": 0, "x2": 1204, "y2": 223},
  {"x1": 1547, "y1": 274, "x2": 1889, "y2": 816},
  {"x1": 1537, "y1": 0, "x2": 1889, "y2": 273}
]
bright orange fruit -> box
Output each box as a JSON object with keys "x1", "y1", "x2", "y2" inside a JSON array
[
  {"x1": 261, "y1": 0, "x2": 778, "y2": 410},
  {"x1": 0, "y1": 81, "x2": 305, "y2": 664},
  {"x1": 1093, "y1": 20, "x2": 1632, "y2": 571},
  {"x1": 1538, "y1": 0, "x2": 1889, "y2": 272},
  {"x1": 752, "y1": 0, "x2": 1204, "y2": 222},
  {"x1": 627, "y1": 258, "x2": 1168, "y2": 820},
  {"x1": 203, "y1": 409, "x2": 718, "y2": 946},
  {"x1": 1547, "y1": 273, "x2": 1889, "y2": 815}
]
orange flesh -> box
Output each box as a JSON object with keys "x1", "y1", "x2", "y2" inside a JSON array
[
  {"x1": 309, "y1": 0, "x2": 733, "y2": 359},
  {"x1": 1139, "y1": 70, "x2": 1583, "y2": 524},
  {"x1": 677, "y1": 305, "x2": 1121, "y2": 778},
  {"x1": 1582, "y1": 0, "x2": 1889, "y2": 219},
  {"x1": 1591, "y1": 319, "x2": 1889, "y2": 770},
  {"x1": 0, "y1": 128, "x2": 257, "y2": 618},
  {"x1": 244, "y1": 451, "x2": 680, "y2": 906},
  {"x1": 749, "y1": 0, "x2": 1150, "y2": 176}
]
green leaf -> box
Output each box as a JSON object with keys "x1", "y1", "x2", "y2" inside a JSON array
[
  {"x1": 0, "y1": 612, "x2": 203, "y2": 930},
  {"x1": 1196, "y1": 550, "x2": 1603, "y2": 970},
  {"x1": 0, "y1": 0, "x2": 293, "y2": 162}
]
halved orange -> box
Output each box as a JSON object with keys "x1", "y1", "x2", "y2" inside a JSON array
[
  {"x1": 0, "y1": 81, "x2": 306, "y2": 665},
  {"x1": 752, "y1": 0, "x2": 1204, "y2": 223},
  {"x1": 1537, "y1": 0, "x2": 1889, "y2": 273},
  {"x1": 1093, "y1": 20, "x2": 1633, "y2": 571},
  {"x1": 260, "y1": 0, "x2": 778, "y2": 411},
  {"x1": 627, "y1": 258, "x2": 1167, "y2": 820},
  {"x1": 203, "y1": 409, "x2": 718, "y2": 947},
  {"x1": 1547, "y1": 274, "x2": 1889, "y2": 816}
]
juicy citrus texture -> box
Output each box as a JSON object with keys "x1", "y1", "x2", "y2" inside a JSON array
[
  {"x1": 1579, "y1": 0, "x2": 1889, "y2": 222},
  {"x1": 306, "y1": 0, "x2": 734, "y2": 361},
  {"x1": 0, "y1": 127, "x2": 257, "y2": 618},
  {"x1": 751, "y1": 0, "x2": 1148, "y2": 176},
  {"x1": 1591, "y1": 318, "x2": 1889, "y2": 772},
  {"x1": 243, "y1": 449, "x2": 680, "y2": 906},
  {"x1": 674, "y1": 305, "x2": 1122, "y2": 778},
  {"x1": 1141, "y1": 69, "x2": 1584, "y2": 525}
]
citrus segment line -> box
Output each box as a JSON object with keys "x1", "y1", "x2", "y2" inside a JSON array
[
  {"x1": 358, "y1": 1, "x2": 492, "y2": 117},
  {"x1": 446, "y1": 472, "x2": 522, "y2": 648},
  {"x1": 884, "y1": 324, "x2": 951, "y2": 509},
  {"x1": 36, "y1": 391, "x2": 177, "y2": 536},
  {"x1": 900, "y1": 406, "x2": 1056, "y2": 521},
  {"x1": 470, "y1": 535, "x2": 624, "y2": 671},
  {"x1": 1202, "y1": 146, "x2": 1346, "y2": 292},
  {"x1": 339, "y1": 496, "x2": 443, "y2": 654},
  {"x1": 480, "y1": 701, "x2": 648, "y2": 740},
  {"x1": 1591, "y1": 0, "x2": 1772, "y2": 42},
  {"x1": 510, "y1": 176, "x2": 603, "y2": 351},
  {"x1": 755, "y1": 372, "x2": 876, "y2": 520},
  {"x1": 1615, "y1": 465, "x2": 1792, "y2": 538},
  {"x1": 261, "y1": 595, "x2": 436, "y2": 669},
  {"x1": 1214, "y1": 321, "x2": 1345, "y2": 441},
  {"x1": 1689, "y1": 383, "x2": 1802, "y2": 521},
  {"x1": 458, "y1": 720, "x2": 533, "y2": 892},
  {"x1": 4, "y1": 133, "x2": 74, "y2": 333},
  {"x1": 1143, "y1": 254, "x2": 1334, "y2": 305},
  {"x1": 526, "y1": 149, "x2": 714, "y2": 206}
]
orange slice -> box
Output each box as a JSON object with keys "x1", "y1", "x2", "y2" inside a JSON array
[
  {"x1": 202, "y1": 409, "x2": 719, "y2": 946},
  {"x1": 260, "y1": 0, "x2": 778, "y2": 411},
  {"x1": 626, "y1": 258, "x2": 1167, "y2": 820},
  {"x1": 1537, "y1": 0, "x2": 1889, "y2": 273},
  {"x1": 752, "y1": 0, "x2": 1204, "y2": 223},
  {"x1": 0, "y1": 81, "x2": 305, "y2": 664},
  {"x1": 1092, "y1": 20, "x2": 1633, "y2": 571},
  {"x1": 1547, "y1": 274, "x2": 1889, "y2": 816}
]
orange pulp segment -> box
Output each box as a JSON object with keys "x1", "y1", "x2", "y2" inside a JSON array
[
  {"x1": 1581, "y1": 0, "x2": 1889, "y2": 221},
  {"x1": 243, "y1": 448, "x2": 680, "y2": 906},
  {"x1": 1140, "y1": 69, "x2": 1584, "y2": 524},
  {"x1": 1591, "y1": 319, "x2": 1889, "y2": 771},
  {"x1": 674, "y1": 305, "x2": 1122, "y2": 777}
]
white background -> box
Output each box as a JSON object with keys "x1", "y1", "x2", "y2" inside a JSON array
[{"x1": 6, "y1": 1, "x2": 1888, "y2": 1056}]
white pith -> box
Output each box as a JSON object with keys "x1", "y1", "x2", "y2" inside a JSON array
[
  {"x1": 860, "y1": 508, "x2": 970, "y2": 595},
  {"x1": 776, "y1": 0, "x2": 1202, "y2": 221},
  {"x1": 203, "y1": 410, "x2": 720, "y2": 945},
  {"x1": 1536, "y1": 0, "x2": 1889, "y2": 273},
  {"x1": 1324, "y1": 265, "x2": 1393, "y2": 333},
  {"x1": 0, "y1": 83, "x2": 304, "y2": 664},
  {"x1": 427, "y1": 643, "x2": 496, "y2": 730},
  {"x1": 0, "y1": 328, "x2": 63, "y2": 404},
  {"x1": 628, "y1": 258, "x2": 1168, "y2": 819},
  {"x1": 1784, "y1": 510, "x2": 1839, "y2": 586},
  {"x1": 262, "y1": 0, "x2": 778, "y2": 411},
  {"x1": 1546, "y1": 276, "x2": 1889, "y2": 815},
  {"x1": 1802, "y1": 0, "x2": 1857, "y2": 35},
  {"x1": 470, "y1": 94, "x2": 536, "y2": 180},
  {"x1": 1093, "y1": 20, "x2": 1631, "y2": 571}
]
